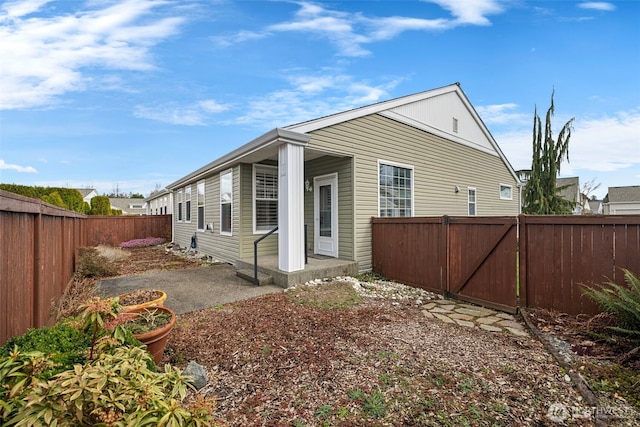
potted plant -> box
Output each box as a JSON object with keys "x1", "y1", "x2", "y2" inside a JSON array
[
  {"x1": 117, "y1": 289, "x2": 167, "y2": 311},
  {"x1": 118, "y1": 306, "x2": 176, "y2": 365}
]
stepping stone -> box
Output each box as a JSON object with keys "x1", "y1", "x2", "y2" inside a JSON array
[
  {"x1": 506, "y1": 327, "x2": 529, "y2": 337},
  {"x1": 431, "y1": 307, "x2": 453, "y2": 314},
  {"x1": 455, "y1": 307, "x2": 494, "y2": 317},
  {"x1": 495, "y1": 320, "x2": 523, "y2": 329},
  {"x1": 422, "y1": 303, "x2": 437, "y2": 310},
  {"x1": 454, "y1": 319, "x2": 475, "y2": 328},
  {"x1": 449, "y1": 313, "x2": 474, "y2": 321},
  {"x1": 432, "y1": 313, "x2": 455, "y2": 324},
  {"x1": 496, "y1": 312, "x2": 515, "y2": 320},
  {"x1": 476, "y1": 316, "x2": 501, "y2": 325},
  {"x1": 458, "y1": 303, "x2": 495, "y2": 314},
  {"x1": 422, "y1": 310, "x2": 434, "y2": 319},
  {"x1": 479, "y1": 324, "x2": 502, "y2": 332}
]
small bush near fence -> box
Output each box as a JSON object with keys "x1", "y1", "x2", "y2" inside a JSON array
[
  {"x1": 120, "y1": 237, "x2": 167, "y2": 248},
  {"x1": 76, "y1": 247, "x2": 119, "y2": 278}
]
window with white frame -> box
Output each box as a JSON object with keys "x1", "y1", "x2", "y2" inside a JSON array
[
  {"x1": 468, "y1": 188, "x2": 477, "y2": 216},
  {"x1": 185, "y1": 186, "x2": 191, "y2": 222},
  {"x1": 197, "y1": 180, "x2": 205, "y2": 231},
  {"x1": 499, "y1": 184, "x2": 513, "y2": 200},
  {"x1": 254, "y1": 164, "x2": 278, "y2": 232},
  {"x1": 378, "y1": 161, "x2": 413, "y2": 217},
  {"x1": 220, "y1": 170, "x2": 232, "y2": 235},
  {"x1": 177, "y1": 190, "x2": 183, "y2": 222}
]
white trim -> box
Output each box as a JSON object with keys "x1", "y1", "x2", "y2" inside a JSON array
[
  {"x1": 177, "y1": 190, "x2": 183, "y2": 222},
  {"x1": 499, "y1": 184, "x2": 513, "y2": 200},
  {"x1": 253, "y1": 163, "x2": 278, "y2": 234},
  {"x1": 314, "y1": 173, "x2": 339, "y2": 257},
  {"x1": 220, "y1": 169, "x2": 233, "y2": 236},
  {"x1": 377, "y1": 159, "x2": 415, "y2": 217}
]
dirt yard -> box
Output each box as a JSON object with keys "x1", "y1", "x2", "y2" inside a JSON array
[{"x1": 80, "y1": 246, "x2": 638, "y2": 426}]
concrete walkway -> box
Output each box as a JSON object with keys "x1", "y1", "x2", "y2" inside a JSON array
[{"x1": 421, "y1": 299, "x2": 529, "y2": 336}]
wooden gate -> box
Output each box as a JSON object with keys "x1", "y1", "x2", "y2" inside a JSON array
[{"x1": 446, "y1": 216, "x2": 518, "y2": 313}]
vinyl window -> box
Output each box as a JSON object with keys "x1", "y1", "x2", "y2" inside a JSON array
[
  {"x1": 197, "y1": 180, "x2": 205, "y2": 231},
  {"x1": 254, "y1": 164, "x2": 278, "y2": 233},
  {"x1": 499, "y1": 184, "x2": 513, "y2": 200},
  {"x1": 378, "y1": 161, "x2": 413, "y2": 217},
  {"x1": 220, "y1": 170, "x2": 232, "y2": 235},
  {"x1": 177, "y1": 190, "x2": 183, "y2": 222},
  {"x1": 468, "y1": 188, "x2": 477, "y2": 216},
  {"x1": 185, "y1": 186, "x2": 191, "y2": 222}
]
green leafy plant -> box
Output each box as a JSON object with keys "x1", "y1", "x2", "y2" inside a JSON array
[
  {"x1": 0, "y1": 346, "x2": 214, "y2": 426},
  {"x1": 0, "y1": 323, "x2": 89, "y2": 381},
  {"x1": 582, "y1": 269, "x2": 640, "y2": 336}
]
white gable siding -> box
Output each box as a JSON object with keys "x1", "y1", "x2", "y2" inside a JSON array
[{"x1": 382, "y1": 91, "x2": 498, "y2": 156}]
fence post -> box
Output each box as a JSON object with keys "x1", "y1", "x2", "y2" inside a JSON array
[
  {"x1": 443, "y1": 215, "x2": 450, "y2": 295},
  {"x1": 32, "y1": 202, "x2": 42, "y2": 327},
  {"x1": 518, "y1": 214, "x2": 527, "y2": 310}
]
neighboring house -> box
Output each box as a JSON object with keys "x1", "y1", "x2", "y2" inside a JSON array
[
  {"x1": 166, "y1": 83, "x2": 521, "y2": 276},
  {"x1": 585, "y1": 197, "x2": 603, "y2": 215},
  {"x1": 603, "y1": 186, "x2": 640, "y2": 215},
  {"x1": 108, "y1": 197, "x2": 148, "y2": 215},
  {"x1": 556, "y1": 177, "x2": 581, "y2": 214},
  {"x1": 76, "y1": 188, "x2": 98, "y2": 205},
  {"x1": 145, "y1": 190, "x2": 172, "y2": 216}
]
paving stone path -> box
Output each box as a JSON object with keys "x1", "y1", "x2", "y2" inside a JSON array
[{"x1": 420, "y1": 299, "x2": 529, "y2": 336}]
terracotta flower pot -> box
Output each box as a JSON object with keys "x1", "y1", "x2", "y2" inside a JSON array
[
  {"x1": 118, "y1": 290, "x2": 167, "y2": 311},
  {"x1": 121, "y1": 306, "x2": 176, "y2": 365}
]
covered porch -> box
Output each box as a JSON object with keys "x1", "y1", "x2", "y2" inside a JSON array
[{"x1": 235, "y1": 255, "x2": 358, "y2": 288}]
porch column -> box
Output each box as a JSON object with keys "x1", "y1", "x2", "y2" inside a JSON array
[{"x1": 278, "y1": 142, "x2": 305, "y2": 272}]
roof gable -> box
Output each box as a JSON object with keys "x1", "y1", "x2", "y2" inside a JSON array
[{"x1": 286, "y1": 82, "x2": 517, "y2": 178}]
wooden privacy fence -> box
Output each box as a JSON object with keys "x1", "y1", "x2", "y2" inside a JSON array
[
  {"x1": 372, "y1": 214, "x2": 640, "y2": 315},
  {"x1": 0, "y1": 190, "x2": 172, "y2": 345}
]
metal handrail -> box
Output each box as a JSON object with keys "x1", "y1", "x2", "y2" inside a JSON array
[{"x1": 254, "y1": 226, "x2": 278, "y2": 286}]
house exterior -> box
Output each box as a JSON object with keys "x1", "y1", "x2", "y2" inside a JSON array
[
  {"x1": 145, "y1": 190, "x2": 172, "y2": 216},
  {"x1": 76, "y1": 188, "x2": 98, "y2": 205},
  {"x1": 603, "y1": 186, "x2": 640, "y2": 214},
  {"x1": 556, "y1": 177, "x2": 581, "y2": 214},
  {"x1": 108, "y1": 197, "x2": 148, "y2": 215},
  {"x1": 166, "y1": 83, "x2": 521, "y2": 274}
]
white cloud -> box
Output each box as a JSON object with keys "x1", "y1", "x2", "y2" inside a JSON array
[
  {"x1": 134, "y1": 99, "x2": 230, "y2": 125},
  {"x1": 424, "y1": 0, "x2": 505, "y2": 25},
  {"x1": 0, "y1": 159, "x2": 38, "y2": 173},
  {"x1": 476, "y1": 103, "x2": 527, "y2": 125},
  {"x1": 578, "y1": 2, "x2": 616, "y2": 12},
  {"x1": 223, "y1": 0, "x2": 507, "y2": 57},
  {"x1": 233, "y1": 74, "x2": 401, "y2": 128},
  {"x1": 0, "y1": 0, "x2": 185, "y2": 110},
  {"x1": 494, "y1": 109, "x2": 640, "y2": 174}
]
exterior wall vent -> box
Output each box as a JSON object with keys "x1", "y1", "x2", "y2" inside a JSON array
[{"x1": 452, "y1": 117, "x2": 459, "y2": 133}]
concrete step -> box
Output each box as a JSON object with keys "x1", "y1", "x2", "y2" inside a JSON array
[{"x1": 236, "y1": 268, "x2": 274, "y2": 286}]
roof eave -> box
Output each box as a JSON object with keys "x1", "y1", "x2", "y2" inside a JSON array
[{"x1": 167, "y1": 128, "x2": 310, "y2": 190}]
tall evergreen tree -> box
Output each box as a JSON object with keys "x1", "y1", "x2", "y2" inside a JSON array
[{"x1": 522, "y1": 90, "x2": 575, "y2": 214}]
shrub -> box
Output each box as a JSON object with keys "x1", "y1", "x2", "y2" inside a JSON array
[
  {"x1": 583, "y1": 269, "x2": 640, "y2": 336},
  {"x1": 0, "y1": 324, "x2": 89, "y2": 381},
  {"x1": 90, "y1": 195, "x2": 111, "y2": 215},
  {"x1": 120, "y1": 237, "x2": 167, "y2": 248},
  {"x1": 75, "y1": 247, "x2": 118, "y2": 277},
  {"x1": 0, "y1": 346, "x2": 214, "y2": 426}
]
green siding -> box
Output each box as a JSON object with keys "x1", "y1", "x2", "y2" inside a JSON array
[
  {"x1": 307, "y1": 114, "x2": 520, "y2": 271},
  {"x1": 239, "y1": 163, "x2": 278, "y2": 258},
  {"x1": 172, "y1": 167, "x2": 241, "y2": 264},
  {"x1": 304, "y1": 156, "x2": 354, "y2": 260}
]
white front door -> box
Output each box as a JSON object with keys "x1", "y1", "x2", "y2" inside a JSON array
[{"x1": 314, "y1": 173, "x2": 338, "y2": 257}]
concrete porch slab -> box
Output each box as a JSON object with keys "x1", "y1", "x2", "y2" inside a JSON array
[{"x1": 235, "y1": 255, "x2": 358, "y2": 288}]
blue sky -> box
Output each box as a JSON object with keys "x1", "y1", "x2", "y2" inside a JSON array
[{"x1": 0, "y1": 0, "x2": 638, "y2": 199}]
